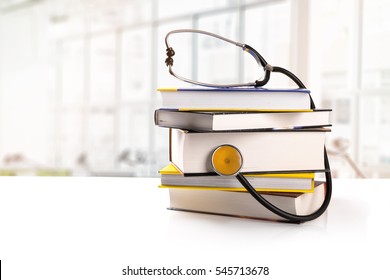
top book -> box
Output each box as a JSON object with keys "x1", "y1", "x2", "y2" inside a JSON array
[{"x1": 158, "y1": 86, "x2": 312, "y2": 111}]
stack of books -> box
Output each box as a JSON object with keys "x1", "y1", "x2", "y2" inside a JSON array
[{"x1": 155, "y1": 86, "x2": 331, "y2": 222}]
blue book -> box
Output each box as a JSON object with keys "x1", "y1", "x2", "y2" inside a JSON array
[{"x1": 158, "y1": 86, "x2": 312, "y2": 111}]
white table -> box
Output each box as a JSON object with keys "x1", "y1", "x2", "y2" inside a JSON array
[{"x1": 0, "y1": 177, "x2": 389, "y2": 280}]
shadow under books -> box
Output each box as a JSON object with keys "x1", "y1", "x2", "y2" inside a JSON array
[{"x1": 166, "y1": 196, "x2": 368, "y2": 243}]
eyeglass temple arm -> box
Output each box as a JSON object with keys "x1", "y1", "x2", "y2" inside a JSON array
[
  {"x1": 165, "y1": 29, "x2": 273, "y2": 86},
  {"x1": 242, "y1": 44, "x2": 271, "y2": 87},
  {"x1": 244, "y1": 43, "x2": 315, "y2": 109},
  {"x1": 244, "y1": 44, "x2": 307, "y2": 89},
  {"x1": 164, "y1": 29, "x2": 248, "y2": 69}
]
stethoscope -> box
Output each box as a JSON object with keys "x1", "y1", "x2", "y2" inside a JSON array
[{"x1": 164, "y1": 29, "x2": 332, "y2": 223}]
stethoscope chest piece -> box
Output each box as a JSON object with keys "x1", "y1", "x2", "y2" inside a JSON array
[{"x1": 211, "y1": 145, "x2": 243, "y2": 176}]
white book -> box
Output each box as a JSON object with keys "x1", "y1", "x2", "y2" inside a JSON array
[
  {"x1": 167, "y1": 181, "x2": 326, "y2": 221},
  {"x1": 170, "y1": 129, "x2": 329, "y2": 174},
  {"x1": 158, "y1": 87, "x2": 312, "y2": 110},
  {"x1": 155, "y1": 109, "x2": 331, "y2": 131}
]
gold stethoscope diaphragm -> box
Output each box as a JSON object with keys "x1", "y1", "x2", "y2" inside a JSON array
[{"x1": 211, "y1": 144, "x2": 243, "y2": 176}]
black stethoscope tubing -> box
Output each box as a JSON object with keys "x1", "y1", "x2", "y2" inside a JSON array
[{"x1": 236, "y1": 149, "x2": 332, "y2": 223}]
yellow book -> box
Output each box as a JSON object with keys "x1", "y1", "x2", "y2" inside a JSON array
[{"x1": 159, "y1": 164, "x2": 314, "y2": 193}]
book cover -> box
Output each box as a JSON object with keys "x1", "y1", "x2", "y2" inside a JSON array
[
  {"x1": 155, "y1": 109, "x2": 332, "y2": 131},
  {"x1": 159, "y1": 164, "x2": 315, "y2": 192},
  {"x1": 170, "y1": 128, "x2": 329, "y2": 174},
  {"x1": 158, "y1": 86, "x2": 312, "y2": 111},
  {"x1": 166, "y1": 181, "x2": 326, "y2": 222}
]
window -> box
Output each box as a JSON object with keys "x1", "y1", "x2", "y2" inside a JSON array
[{"x1": 1, "y1": 0, "x2": 388, "y2": 177}]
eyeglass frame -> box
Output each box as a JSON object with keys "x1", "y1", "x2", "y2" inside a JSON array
[{"x1": 164, "y1": 29, "x2": 306, "y2": 90}]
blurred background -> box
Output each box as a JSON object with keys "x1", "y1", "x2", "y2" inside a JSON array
[{"x1": 0, "y1": 0, "x2": 389, "y2": 178}]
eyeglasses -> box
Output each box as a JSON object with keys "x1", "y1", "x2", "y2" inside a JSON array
[{"x1": 164, "y1": 29, "x2": 306, "y2": 89}]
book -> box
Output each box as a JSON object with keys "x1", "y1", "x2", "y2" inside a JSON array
[
  {"x1": 170, "y1": 128, "x2": 329, "y2": 174},
  {"x1": 159, "y1": 164, "x2": 315, "y2": 193},
  {"x1": 155, "y1": 109, "x2": 332, "y2": 131},
  {"x1": 158, "y1": 87, "x2": 312, "y2": 111},
  {"x1": 165, "y1": 181, "x2": 326, "y2": 221}
]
